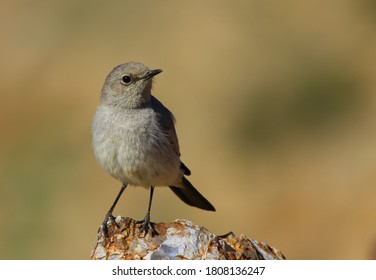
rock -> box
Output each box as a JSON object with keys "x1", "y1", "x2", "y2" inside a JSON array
[{"x1": 90, "y1": 216, "x2": 286, "y2": 260}]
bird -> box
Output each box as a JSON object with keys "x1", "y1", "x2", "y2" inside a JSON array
[{"x1": 92, "y1": 62, "x2": 215, "y2": 236}]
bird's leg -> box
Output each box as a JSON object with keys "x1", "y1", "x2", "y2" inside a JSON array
[
  {"x1": 137, "y1": 186, "x2": 158, "y2": 237},
  {"x1": 99, "y1": 183, "x2": 127, "y2": 237}
]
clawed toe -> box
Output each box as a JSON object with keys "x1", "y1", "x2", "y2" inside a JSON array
[
  {"x1": 136, "y1": 219, "x2": 158, "y2": 237},
  {"x1": 98, "y1": 212, "x2": 118, "y2": 239}
]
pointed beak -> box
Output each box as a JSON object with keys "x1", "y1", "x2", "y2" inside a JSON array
[{"x1": 143, "y1": 69, "x2": 163, "y2": 80}]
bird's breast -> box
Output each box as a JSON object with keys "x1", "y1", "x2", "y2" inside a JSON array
[{"x1": 92, "y1": 106, "x2": 180, "y2": 187}]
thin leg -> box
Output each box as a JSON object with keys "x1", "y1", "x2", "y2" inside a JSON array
[
  {"x1": 137, "y1": 186, "x2": 158, "y2": 236},
  {"x1": 145, "y1": 186, "x2": 155, "y2": 221},
  {"x1": 108, "y1": 183, "x2": 127, "y2": 215},
  {"x1": 100, "y1": 183, "x2": 127, "y2": 237}
]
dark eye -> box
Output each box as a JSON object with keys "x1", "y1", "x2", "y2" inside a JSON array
[{"x1": 121, "y1": 75, "x2": 132, "y2": 84}]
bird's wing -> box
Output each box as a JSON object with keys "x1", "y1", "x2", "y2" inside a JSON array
[
  {"x1": 151, "y1": 96, "x2": 180, "y2": 156},
  {"x1": 151, "y1": 96, "x2": 191, "y2": 176}
]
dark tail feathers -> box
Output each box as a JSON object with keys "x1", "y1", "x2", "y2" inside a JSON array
[{"x1": 169, "y1": 177, "x2": 215, "y2": 211}]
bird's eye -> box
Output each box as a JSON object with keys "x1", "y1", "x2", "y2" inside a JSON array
[{"x1": 121, "y1": 75, "x2": 132, "y2": 84}]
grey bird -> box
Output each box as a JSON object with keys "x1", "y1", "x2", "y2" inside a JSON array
[{"x1": 92, "y1": 62, "x2": 215, "y2": 235}]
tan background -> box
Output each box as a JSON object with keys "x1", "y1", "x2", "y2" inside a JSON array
[{"x1": 1, "y1": 0, "x2": 376, "y2": 259}]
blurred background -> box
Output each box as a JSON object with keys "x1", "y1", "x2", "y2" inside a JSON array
[{"x1": 1, "y1": 0, "x2": 376, "y2": 259}]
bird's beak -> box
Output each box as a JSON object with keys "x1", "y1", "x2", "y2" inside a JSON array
[{"x1": 142, "y1": 69, "x2": 163, "y2": 80}]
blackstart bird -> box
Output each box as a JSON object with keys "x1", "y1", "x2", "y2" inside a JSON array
[{"x1": 92, "y1": 62, "x2": 215, "y2": 235}]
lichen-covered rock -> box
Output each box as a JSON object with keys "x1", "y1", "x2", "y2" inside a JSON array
[{"x1": 90, "y1": 216, "x2": 286, "y2": 260}]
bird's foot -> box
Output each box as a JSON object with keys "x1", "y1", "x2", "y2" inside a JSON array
[
  {"x1": 98, "y1": 212, "x2": 118, "y2": 241},
  {"x1": 136, "y1": 215, "x2": 158, "y2": 237}
]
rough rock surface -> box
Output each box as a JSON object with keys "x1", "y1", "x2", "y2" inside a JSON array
[{"x1": 90, "y1": 216, "x2": 286, "y2": 260}]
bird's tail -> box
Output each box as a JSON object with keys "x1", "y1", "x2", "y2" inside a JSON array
[{"x1": 169, "y1": 177, "x2": 215, "y2": 211}]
